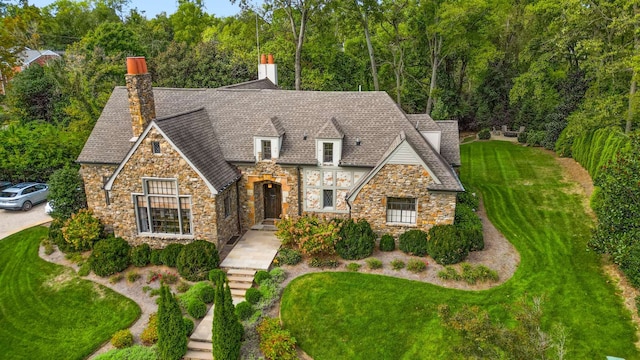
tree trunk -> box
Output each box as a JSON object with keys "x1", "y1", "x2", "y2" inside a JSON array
[
  {"x1": 295, "y1": 9, "x2": 307, "y2": 90},
  {"x1": 361, "y1": 8, "x2": 379, "y2": 91},
  {"x1": 628, "y1": 78, "x2": 636, "y2": 134},
  {"x1": 425, "y1": 36, "x2": 442, "y2": 115}
]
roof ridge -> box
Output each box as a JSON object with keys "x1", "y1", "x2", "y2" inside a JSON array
[{"x1": 156, "y1": 107, "x2": 206, "y2": 122}]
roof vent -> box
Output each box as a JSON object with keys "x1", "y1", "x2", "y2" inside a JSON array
[
  {"x1": 303, "y1": 131, "x2": 308, "y2": 140},
  {"x1": 356, "y1": 137, "x2": 361, "y2": 146}
]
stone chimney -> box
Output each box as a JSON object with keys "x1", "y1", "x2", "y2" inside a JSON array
[
  {"x1": 258, "y1": 53, "x2": 278, "y2": 85},
  {"x1": 125, "y1": 57, "x2": 156, "y2": 139}
]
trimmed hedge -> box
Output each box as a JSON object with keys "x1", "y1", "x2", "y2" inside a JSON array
[
  {"x1": 428, "y1": 225, "x2": 469, "y2": 265},
  {"x1": 160, "y1": 243, "x2": 184, "y2": 267},
  {"x1": 189, "y1": 282, "x2": 215, "y2": 304},
  {"x1": 379, "y1": 234, "x2": 396, "y2": 252},
  {"x1": 398, "y1": 230, "x2": 428, "y2": 256},
  {"x1": 184, "y1": 317, "x2": 195, "y2": 336},
  {"x1": 572, "y1": 126, "x2": 630, "y2": 180},
  {"x1": 176, "y1": 240, "x2": 220, "y2": 281},
  {"x1": 455, "y1": 203, "x2": 484, "y2": 252},
  {"x1": 130, "y1": 244, "x2": 151, "y2": 267},
  {"x1": 150, "y1": 249, "x2": 162, "y2": 265},
  {"x1": 186, "y1": 300, "x2": 207, "y2": 319},
  {"x1": 335, "y1": 218, "x2": 376, "y2": 260},
  {"x1": 90, "y1": 236, "x2": 131, "y2": 277}
]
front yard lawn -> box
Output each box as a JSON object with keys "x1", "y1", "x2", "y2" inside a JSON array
[
  {"x1": 281, "y1": 141, "x2": 638, "y2": 359},
  {"x1": 0, "y1": 226, "x2": 140, "y2": 359}
]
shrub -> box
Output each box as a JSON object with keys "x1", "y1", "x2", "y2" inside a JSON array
[
  {"x1": 379, "y1": 234, "x2": 396, "y2": 252},
  {"x1": 407, "y1": 259, "x2": 427, "y2": 273},
  {"x1": 517, "y1": 130, "x2": 528, "y2": 143},
  {"x1": 477, "y1": 128, "x2": 491, "y2": 140},
  {"x1": 365, "y1": 258, "x2": 382, "y2": 269},
  {"x1": 78, "y1": 262, "x2": 91, "y2": 276},
  {"x1": 619, "y1": 243, "x2": 640, "y2": 288},
  {"x1": 254, "y1": 270, "x2": 272, "y2": 285},
  {"x1": 110, "y1": 329, "x2": 133, "y2": 349},
  {"x1": 183, "y1": 317, "x2": 195, "y2": 336},
  {"x1": 160, "y1": 243, "x2": 184, "y2": 267},
  {"x1": 336, "y1": 218, "x2": 376, "y2": 260},
  {"x1": 48, "y1": 218, "x2": 71, "y2": 252},
  {"x1": 157, "y1": 286, "x2": 187, "y2": 360},
  {"x1": 130, "y1": 244, "x2": 151, "y2": 267},
  {"x1": 428, "y1": 225, "x2": 469, "y2": 265},
  {"x1": 208, "y1": 269, "x2": 227, "y2": 285},
  {"x1": 346, "y1": 262, "x2": 361, "y2": 272},
  {"x1": 275, "y1": 214, "x2": 341, "y2": 256},
  {"x1": 109, "y1": 273, "x2": 124, "y2": 284},
  {"x1": 391, "y1": 259, "x2": 405, "y2": 270},
  {"x1": 186, "y1": 297, "x2": 207, "y2": 319},
  {"x1": 176, "y1": 240, "x2": 220, "y2": 281},
  {"x1": 176, "y1": 281, "x2": 191, "y2": 293},
  {"x1": 309, "y1": 257, "x2": 339, "y2": 268},
  {"x1": 399, "y1": 230, "x2": 428, "y2": 256},
  {"x1": 269, "y1": 267, "x2": 286, "y2": 284},
  {"x1": 461, "y1": 263, "x2": 499, "y2": 285},
  {"x1": 245, "y1": 287, "x2": 262, "y2": 305},
  {"x1": 90, "y1": 236, "x2": 131, "y2": 277},
  {"x1": 149, "y1": 249, "x2": 162, "y2": 265},
  {"x1": 62, "y1": 209, "x2": 103, "y2": 251},
  {"x1": 235, "y1": 301, "x2": 253, "y2": 321},
  {"x1": 46, "y1": 165, "x2": 87, "y2": 221},
  {"x1": 438, "y1": 266, "x2": 462, "y2": 281},
  {"x1": 455, "y1": 203, "x2": 484, "y2": 252},
  {"x1": 42, "y1": 238, "x2": 54, "y2": 255},
  {"x1": 93, "y1": 345, "x2": 157, "y2": 360},
  {"x1": 257, "y1": 318, "x2": 298, "y2": 360},
  {"x1": 275, "y1": 248, "x2": 302, "y2": 265},
  {"x1": 140, "y1": 313, "x2": 158, "y2": 345},
  {"x1": 526, "y1": 130, "x2": 546, "y2": 147},
  {"x1": 457, "y1": 190, "x2": 479, "y2": 209},
  {"x1": 189, "y1": 282, "x2": 216, "y2": 304},
  {"x1": 126, "y1": 271, "x2": 141, "y2": 283}
]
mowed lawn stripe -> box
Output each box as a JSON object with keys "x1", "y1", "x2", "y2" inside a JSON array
[
  {"x1": 281, "y1": 141, "x2": 638, "y2": 359},
  {"x1": 0, "y1": 227, "x2": 140, "y2": 359}
]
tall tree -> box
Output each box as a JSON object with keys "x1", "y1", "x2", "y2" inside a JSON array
[
  {"x1": 212, "y1": 281, "x2": 243, "y2": 360},
  {"x1": 170, "y1": 0, "x2": 212, "y2": 45},
  {"x1": 157, "y1": 286, "x2": 187, "y2": 360}
]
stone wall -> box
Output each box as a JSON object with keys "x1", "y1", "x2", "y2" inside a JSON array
[
  {"x1": 125, "y1": 73, "x2": 156, "y2": 137},
  {"x1": 236, "y1": 161, "x2": 299, "y2": 230},
  {"x1": 80, "y1": 164, "x2": 118, "y2": 230},
  {"x1": 350, "y1": 163, "x2": 456, "y2": 237},
  {"x1": 216, "y1": 184, "x2": 239, "y2": 245}
]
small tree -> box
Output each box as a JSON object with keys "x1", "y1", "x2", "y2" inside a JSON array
[
  {"x1": 212, "y1": 280, "x2": 243, "y2": 360},
  {"x1": 62, "y1": 209, "x2": 103, "y2": 251},
  {"x1": 157, "y1": 286, "x2": 187, "y2": 360},
  {"x1": 47, "y1": 165, "x2": 87, "y2": 221}
]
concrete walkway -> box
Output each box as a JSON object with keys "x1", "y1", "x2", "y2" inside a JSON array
[{"x1": 220, "y1": 230, "x2": 281, "y2": 270}]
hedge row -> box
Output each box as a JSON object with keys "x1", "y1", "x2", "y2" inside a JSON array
[{"x1": 571, "y1": 126, "x2": 629, "y2": 180}]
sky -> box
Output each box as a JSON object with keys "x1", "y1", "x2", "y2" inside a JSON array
[{"x1": 27, "y1": 0, "x2": 243, "y2": 18}]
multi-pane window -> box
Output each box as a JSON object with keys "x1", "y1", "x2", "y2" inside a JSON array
[
  {"x1": 134, "y1": 179, "x2": 192, "y2": 235},
  {"x1": 262, "y1": 140, "x2": 272, "y2": 160},
  {"x1": 386, "y1": 197, "x2": 416, "y2": 224},
  {"x1": 323, "y1": 143, "x2": 333, "y2": 163},
  {"x1": 224, "y1": 195, "x2": 231, "y2": 218},
  {"x1": 323, "y1": 189, "x2": 334, "y2": 208},
  {"x1": 151, "y1": 141, "x2": 161, "y2": 154}
]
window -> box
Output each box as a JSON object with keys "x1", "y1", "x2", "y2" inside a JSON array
[
  {"x1": 323, "y1": 189, "x2": 334, "y2": 208},
  {"x1": 134, "y1": 179, "x2": 192, "y2": 235},
  {"x1": 262, "y1": 140, "x2": 272, "y2": 160},
  {"x1": 386, "y1": 197, "x2": 416, "y2": 224},
  {"x1": 151, "y1": 141, "x2": 161, "y2": 154},
  {"x1": 224, "y1": 195, "x2": 231, "y2": 218},
  {"x1": 323, "y1": 142, "x2": 333, "y2": 163}
]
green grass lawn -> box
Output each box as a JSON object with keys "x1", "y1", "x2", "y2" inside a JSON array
[
  {"x1": 281, "y1": 141, "x2": 639, "y2": 359},
  {"x1": 0, "y1": 227, "x2": 140, "y2": 359}
]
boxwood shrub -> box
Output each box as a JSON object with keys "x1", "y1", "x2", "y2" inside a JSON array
[
  {"x1": 186, "y1": 298, "x2": 207, "y2": 319},
  {"x1": 176, "y1": 240, "x2": 220, "y2": 281},
  {"x1": 245, "y1": 288, "x2": 262, "y2": 305},
  {"x1": 160, "y1": 243, "x2": 184, "y2": 267},
  {"x1": 457, "y1": 190, "x2": 479, "y2": 209},
  {"x1": 379, "y1": 234, "x2": 396, "y2": 252},
  {"x1": 455, "y1": 203, "x2": 484, "y2": 251},
  {"x1": 254, "y1": 270, "x2": 272, "y2": 285},
  {"x1": 235, "y1": 301, "x2": 253, "y2": 321},
  {"x1": 335, "y1": 218, "x2": 376, "y2": 260},
  {"x1": 399, "y1": 230, "x2": 428, "y2": 256},
  {"x1": 275, "y1": 248, "x2": 302, "y2": 265},
  {"x1": 110, "y1": 329, "x2": 133, "y2": 349},
  {"x1": 90, "y1": 236, "x2": 131, "y2": 277},
  {"x1": 184, "y1": 317, "x2": 195, "y2": 336},
  {"x1": 428, "y1": 225, "x2": 469, "y2": 265},
  {"x1": 189, "y1": 282, "x2": 215, "y2": 304},
  {"x1": 130, "y1": 243, "x2": 151, "y2": 267},
  {"x1": 150, "y1": 249, "x2": 162, "y2": 265},
  {"x1": 477, "y1": 128, "x2": 491, "y2": 140}
]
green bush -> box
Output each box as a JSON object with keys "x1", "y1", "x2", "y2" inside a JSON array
[
  {"x1": 428, "y1": 225, "x2": 469, "y2": 265},
  {"x1": 346, "y1": 262, "x2": 361, "y2": 272},
  {"x1": 176, "y1": 240, "x2": 220, "y2": 281},
  {"x1": 186, "y1": 298, "x2": 207, "y2": 319},
  {"x1": 183, "y1": 317, "x2": 195, "y2": 336},
  {"x1": 269, "y1": 267, "x2": 286, "y2": 283},
  {"x1": 62, "y1": 209, "x2": 103, "y2": 251},
  {"x1": 620, "y1": 242, "x2": 640, "y2": 288},
  {"x1": 149, "y1": 249, "x2": 162, "y2": 265},
  {"x1": 517, "y1": 130, "x2": 528, "y2": 143},
  {"x1": 126, "y1": 271, "x2": 141, "y2": 283},
  {"x1": 526, "y1": 130, "x2": 546, "y2": 147},
  {"x1": 438, "y1": 266, "x2": 462, "y2": 281},
  {"x1": 309, "y1": 257, "x2": 339, "y2": 268},
  {"x1": 257, "y1": 318, "x2": 298, "y2": 360},
  {"x1": 391, "y1": 259, "x2": 405, "y2": 270},
  {"x1": 48, "y1": 218, "x2": 71, "y2": 252},
  {"x1": 335, "y1": 218, "x2": 376, "y2": 260},
  {"x1": 46, "y1": 165, "x2": 87, "y2": 221},
  {"x1": 245, "y1": 287, "x2": 262, "y2": 305},
  {"x1": 457, "y1": 190, "x2": 479, "y2": 209},
  {"x1": 275, "y1": 248, "x2": 302, "y2": 265},
  {"x1": 160, "y1": 243, "x2": 184, "y2": 267},
  {"x1": 407, "y1": 259, "x2": 427, "y2": 273},
  {"x1": 255, "y1": 270, "x2": 272, "y2": 285},
  {"x1": 365, "y1": 258, "x2": 382, "y2": 269},
  {"x1": 274, "y1": 214, "x2": 341, "y2": 256},
  {"x1": 93, "y1": 345, "x2": 157, "y2": 360},
  {"x1": 455, "y1": 203, "x2": 484, "y2": 252},
  {"x1": 110, "y1": 329, "x2": 133, "y2": 349},
  {"x1": 399, "y1": 230, "x2": 428, "y2": 256},
  {"x1": 571, "y1": 126, "x2": 629, "y2": 179},
  {"x1": 140, "y1": 313, "x2": 158, "y2": 345},
  {"x1": 130, "y1": 244, "x2": 151, "y2": 267},
  {"x1": 235, "y1": 301, "x2": 253, "y2": 321},
  {"x1": 189, "y1": 282, "x2": 216, "y2": 304},
  {"x1": 208, "y1": 269, "x2": 227, "y2": 285},
  {"x1": 379, "y1": 234, "x2": 396, "y2": 252},
  {"x1": 438, "y1": 263, "x2": 499, "y2": 284},
  {"x1": 477, "y1": 128, "x2": 491, "y2": 140},
  {"x1": 78, "y1": 262, "x2": 91, "y2": 276},
  {"x1": 90, "y1": 236, "x2": 131, "y2": 277}
]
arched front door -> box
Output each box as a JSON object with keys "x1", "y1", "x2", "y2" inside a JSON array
[{"x1": 263, "y1": 183, "x2": 282, "y2": 219}]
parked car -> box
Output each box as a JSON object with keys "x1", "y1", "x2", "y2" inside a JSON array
[
  {"x1": 0, "y1": 181, "x2": 12, "y2": 191},
  {"x1": 0, "y1": 182, "x2": 49, "y2": 211}
]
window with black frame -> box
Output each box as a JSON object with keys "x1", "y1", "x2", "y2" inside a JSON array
[
  {"x1": 386, "y1": 197, "x2": 416, "y2": 224},
  {"x1": 134, "y1": 179, "x2": 192, "y2": 235}
]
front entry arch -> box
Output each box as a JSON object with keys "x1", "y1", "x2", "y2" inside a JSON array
[{"x1": 263, "y1": 183, "x2": 282, "y2": 219}]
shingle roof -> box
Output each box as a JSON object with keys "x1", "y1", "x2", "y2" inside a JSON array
[
  {"x1": 316, "y1": 117, "x2": 344, "y2": 139},
  {"x1": 155, "y1": 108, "x2": 240, "y2": 191},
  {"x1": 436, "y1": 120, "x2": 461, "y2": 166},
  {"x1": 78, "y1": 87, "x2": 463, "y2": 191},
  {"x1": 218, "y1": 78, "x2": 278, "y2": 90},
  {"x1": 256, "y1": 116, "x2": 285, "y2": 137}
]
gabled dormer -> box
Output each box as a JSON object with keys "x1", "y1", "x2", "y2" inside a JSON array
[
  {"x1": 316, "y1": 117, "x2": 343, "y2": 166},
  {"x1": 254, "y1": 116, "x2": 285, "y2": 161}
]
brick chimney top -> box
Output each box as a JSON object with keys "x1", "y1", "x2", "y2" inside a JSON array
[
  {"x1": 126, "y1": 57, "x2": 148, "y2": 75},
  {"x1": 125, "y1": 56, "x2": 155, "y2": 138}
]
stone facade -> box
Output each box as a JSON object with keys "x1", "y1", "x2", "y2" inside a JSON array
[
  {"x1": 236, "y1": 161, "x2": 300, "y2": 230},
  {"x1": 80, "y1": 163, "x2": 118, "y2": 231},
  {"x1": 350, "y1": 163, "x2": 456, "y2": 237},
  {"x1": 125, "y1": 73, "x2": 156, "y2": 137}
]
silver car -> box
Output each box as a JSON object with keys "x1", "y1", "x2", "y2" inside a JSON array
[{"x1": 0, "y1": 182, "x2": 49, "y2": 211}]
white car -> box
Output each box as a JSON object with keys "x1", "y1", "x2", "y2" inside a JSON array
[
  {"x1": 45, "y1": 201, "x2": 54, "y2": 215},
  {"x1": 0, "y1": 182, "x2": 49, "y2": 211}
]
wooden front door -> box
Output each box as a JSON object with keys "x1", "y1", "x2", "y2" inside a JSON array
[{"x1": 264, "y1": 183, "x2": 282, "y2": 219}]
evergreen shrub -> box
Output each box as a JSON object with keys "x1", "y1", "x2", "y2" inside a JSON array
[
  {"x1": 379, "y1": 234, "x2": 396, "y2": 252},
  {"x1": 110, "y1": 330, "x2": 133, "y2": 349},
  {"x1": 254, "y1": 270, "x2": 271, "y2": 285},
  {"x1": 335, "y1": 218, "x2": 376, "y2": 260},
  {"x1": 208, "y1": 269, "x2": 226, "y2": 285},
  {"x1": 176, "y1": 240, "x2": 220, "y2": 281},
  {"x1": 235, "y1": 301, "x2": 253, "y2": 321},
  {"x1": 183, "y1": 317, "x2": 195, "y2": 336},
  {"x1": 275, "y1": 248, "x2": 302, "y2": 265},
  {"x1": 245, "y1": 288, "x2": 262, "y2": 305},
  {"x1": 90, "y1": 236, "x2": 131, "y2": 277},
  {"x1": 428, "y1": 225, "x2": 469, "y2": 265},
  {"x1": 150, "y1": 249, "x2": 162, "y2": 265},
  {"x1": 160, "y1": 243, "x2": 184, "y2": 267},
  {"x1": 455, "y1": 203, "x2": 484, "y2": 251},
  {"x1": 130, "y1": 243, "x2": 151, "y2": 267},
  {"x1": 477, "y1": 128, "x2": 491, "y2": 140},
  {"x1": 399, "y1": 229, "x2": 428, "y2": 256}
]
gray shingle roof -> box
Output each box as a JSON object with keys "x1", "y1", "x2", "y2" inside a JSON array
[
  {"x1": 155, "y1": 108, "x2": 240, "y2": 191},
  {"x1": 218, "y1": 78, "x2": 278, "y2": 90},
  {"x1": 436, "y1": 120, "x2": 461, "y2": 166},
  {"x1": 256, "y1": 116, "x2": 285, "y2": 137},
  {"x1": 78, "y1": 87, "x2": 463, "y2": 191},
  {"x1": 316, "y1": 117, "x2": 344, "y2": 139}
]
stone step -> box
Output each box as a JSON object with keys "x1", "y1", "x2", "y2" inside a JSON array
[
  {"x1": 227, "y1": 275, "x2": 254, "y2": 283},
  {"x1": 232, "y1": 296, "x2": 245, "y2": 305},
  {"x1": 226, "y1": 268, "x2": 257, "y2": 276},
  {"x1": 228, "y1": 281, "x2": 252, "y2": 290},
  {"x1": 183, "y1": 350, "x2": 213, "y2": 360},
  {"x1": 230, "y1": 288, "x2": 247, "y2": 297},
  {"x1": 187, "y1": 340, "x2": 212, "y2": 352}
]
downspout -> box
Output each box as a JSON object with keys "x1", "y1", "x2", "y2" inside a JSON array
[
  {"x1": 235, "y1": 180, "x2": 242, "y2": 234},
  {"x1": 346, "y1": 194, "x2": 352, "y2": 220},
  {"x1": 297, "y1": 166, "x2": 302, "y2": 216}
]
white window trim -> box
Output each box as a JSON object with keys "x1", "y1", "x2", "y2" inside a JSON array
[
  {"x1": 316, "y1": 139, "x2": 342, "y2": 166},
  {"x1": 254, "y1": 136, "x2": 280, "y2": 161}
]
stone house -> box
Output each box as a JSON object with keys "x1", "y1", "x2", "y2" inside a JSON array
[{"x1": 77, "y1": 56, "x2": 463, "y2": 249}]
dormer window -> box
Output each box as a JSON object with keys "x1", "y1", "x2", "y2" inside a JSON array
[
  {"x1": 323, "y1": 143, "x2": 333, "y2": 163},
  {"x1": 262, "y1": 140, "x2": 272, "y2": 160}
]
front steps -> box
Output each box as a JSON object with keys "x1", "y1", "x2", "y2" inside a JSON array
[
  {"x1": 184, "y1": 340, "x2": 212, "y2": 360},
  {"x1": 225, "y1": 268, "x2": 257, "y2": 304}
]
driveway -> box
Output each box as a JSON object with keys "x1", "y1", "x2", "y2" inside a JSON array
[{"x1": 0, "y1": 202, "x2": 52, "y2": 240}]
